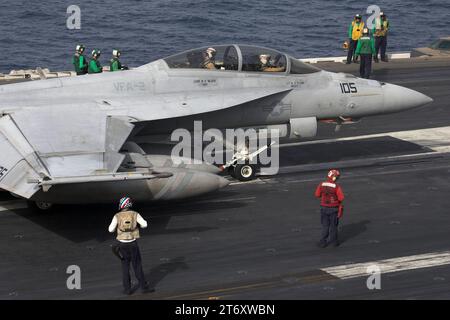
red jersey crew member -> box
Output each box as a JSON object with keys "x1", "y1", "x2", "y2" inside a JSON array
[{"x1": 315, "y1": 170, "x2": 345, "y2": 248}]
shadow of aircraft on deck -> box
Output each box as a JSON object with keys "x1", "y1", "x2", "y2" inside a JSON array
[{"x1": 10, "y1": 190, "x2": 246, "y2": 243}]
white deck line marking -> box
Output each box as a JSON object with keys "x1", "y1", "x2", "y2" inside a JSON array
[
  {"x1": 196, "y1": 197, "x2": 256, "y2": 204},
  {"x1": 0, "y1": 200, "x2": 28, "y2": 212},
  {"x1": 229, "y1": 178, "x2": 267, "y2": 185},
  {"x1": 279, "y1": 126, "x2": 450, "y2": 153},
  {"x1": 322, "y1": 251, "x2": 450, "y2": 280}
]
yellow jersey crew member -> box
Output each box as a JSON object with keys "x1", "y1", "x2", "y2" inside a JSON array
[
  {"x1": 373, "y1": 12, "x2": 390, "y2": 62},
  {"x1": 88, "y1": 49, "x2": 103, "y2": 74},
  {"x1": 202, "y1": 47, "x2": 217, "y2": 69},
  {"x1": 355, "y1": 28, "x2": 376, "y2": 79},
  {"x1": 109, "y1": 197, "x2": 153, "y2": 295},
  {"x1": 346, "y1": 14, "x2": 364, "y2": 64}
]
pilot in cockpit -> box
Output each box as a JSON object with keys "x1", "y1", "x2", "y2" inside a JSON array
[
  {"x1": 259, "y1": 54, "x2": 285, "y2": 72},
  {"x1": 202, "y1": 47, "x2": 217, "y2": 69}
]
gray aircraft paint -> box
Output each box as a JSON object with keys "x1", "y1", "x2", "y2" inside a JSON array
[{"x1": 0, "y1": 45, "x2": 432, "y2": 205}]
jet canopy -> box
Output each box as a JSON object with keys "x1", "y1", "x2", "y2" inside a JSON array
[{"x1": 163, "y1": 44, "x2": 320, "y2": 75}]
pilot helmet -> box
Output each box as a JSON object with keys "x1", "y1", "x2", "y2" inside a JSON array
[
  {"x1": 259, "y1": 54, "x2": 271, "y2": 65},
  {"x1": 112, "y1": 49, "x2": 121, "y2": 58},
  {"x1": 92, "y1": 49, "x2": 101, "y2": 58},
  {"x1": 76, "y1": 44, "x2": 85, "y2": 53},
  {"x1": 206, "y1": 47, "x2": 216, "y2": 58}
]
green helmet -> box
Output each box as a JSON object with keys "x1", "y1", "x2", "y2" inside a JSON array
[
  {"x1": 76, "y1": 44, "x2": 85, "y2": 53},
  {"x1": 92, "y1": 49, "x2": 101, "y2": 57},
  {"x1": 112, "y1": 49, "x2": 121, "y2": 57}
]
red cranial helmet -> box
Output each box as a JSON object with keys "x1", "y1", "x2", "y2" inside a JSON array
[{"x1": 327, "y1": 169, "x2": 341, "y2": 181}]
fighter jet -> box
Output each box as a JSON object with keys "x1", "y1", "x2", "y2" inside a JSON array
[{"x1": 0, "y1": 44, "x2": 433, "y2": 210}]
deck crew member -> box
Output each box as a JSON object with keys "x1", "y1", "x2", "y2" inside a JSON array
[
  {"x1": 202, "y1": 47, "x2": 217, "y2": 69},
  {"x1": 72, "y1": 44, "x2": 88, "y2": 75},
  {"x1": 373, "y1": 12, "x2": 390, "y2": 62},
  {"x1": 108, "y1": 197, "x2": 152, "y2": 295},
  {"x1": 88, "y1": 49, "x2": 103, "y2": 74},
  {"x1": 355, "y1": 28, "x2": 376, "y2": 79},
  {"x1": 110, "y1": 49, "x2": 123, "y2": 71},
  {"x1": 315, "y1": 170, "x2": 345, "y2": 248},
  {"x1": 346, "y1": 14, "x2": 365, "y2": 64}
]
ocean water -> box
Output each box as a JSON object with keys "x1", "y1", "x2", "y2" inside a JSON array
[{"x1": 0, "y1": 0, "x2": 449, "y2": 73}]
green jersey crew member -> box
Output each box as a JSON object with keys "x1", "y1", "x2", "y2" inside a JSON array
[
  {"x1": 110, "y1": 49, "x2": 123, "y2": 71},
  {"x1": 88, "y1": 49, "x2": 103, "y2": 74},
  {"x1": 346, "y1": 14, "x2": 364, "y2": 64},
  {"x1": 355, "y1": 28, "x2": 376, "y2": 79},
  {"x1": 72, "y1": 44, "x2": 88, "y2": 75},
  {"x1": 109, "y1": 197, "x2": 152, "y2": 295}
]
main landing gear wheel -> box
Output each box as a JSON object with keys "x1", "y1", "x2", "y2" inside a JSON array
[
  {"x1": 233, "y1": 164, "x2": 255, "y2": 181},
  {"x1": 27, "y1": 201, "x2": 54, "y2": 212}
]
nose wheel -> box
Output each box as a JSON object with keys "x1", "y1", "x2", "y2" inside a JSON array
[
  {"x1": 233, "y1": 164, "x2": 255, "y2": 181},
  {"x1": 221, "y1": 141, "x2": 276, "y2": 181}
]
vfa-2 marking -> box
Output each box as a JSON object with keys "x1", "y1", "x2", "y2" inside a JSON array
[
  {"x1": 340, "y1": 82, "x2": 358, "y2": 94},
  {"x1": 113, "y1": 81, "x2": 147, "y2": 92},
  {"x1": 0, "y1": 166, "x2": 8, "y2": 179}
]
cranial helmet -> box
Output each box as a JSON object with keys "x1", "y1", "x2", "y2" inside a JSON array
[
  {"x1": 76, "y1": 44, "x2": 85, "y2": 53},
  {"x1": 112, "y1": 49, "x2": 121, "y2": 57},
  {"x1": 119, "y1": 197, "x2": 133, "y2": 210},
  {"x1": 327, "y1": 169, "x2": 341, "y2": 181},
  {"x1": 92, "y1": 49, "x2": 101, "y2": 57}
]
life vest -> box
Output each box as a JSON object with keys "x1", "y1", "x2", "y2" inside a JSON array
[
  {"x1": 319, "y1": 181, "x2": 340, "y2": 207},
  {"x1": 110, "y1": 58, "x2": 121, "y2": 71},
  {"x1": 375, "y1": 18, "x2": 389, "y2": 37},
  {"x1": 116, "y1": 210, "x2": 140, "y2": 241},
  {"x1": 351, "y1": 21, "x2": 365, "y2": 40},
  {"x1": 202, "y1": 58, "x2": 215, "y2": 69}
]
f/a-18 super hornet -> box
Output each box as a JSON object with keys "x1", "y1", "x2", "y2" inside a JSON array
[{"x1": 0, "y1": 44, "x2": 432, "y2": 210}]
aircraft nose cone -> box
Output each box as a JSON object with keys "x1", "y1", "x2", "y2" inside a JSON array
[{"x1": 382, "y1": 83, "x2": 433, "y2": 112}]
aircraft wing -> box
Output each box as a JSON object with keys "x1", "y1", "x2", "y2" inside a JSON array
[
  {"x1": 0, "y1": 105, "x2": 135, "y2": 199},
  {"x1": 0, "y1": 87, "x2": 291, "y2": 199},
  {"x1": 100, "y1": 87, "x2": 293, "y2": 121}
]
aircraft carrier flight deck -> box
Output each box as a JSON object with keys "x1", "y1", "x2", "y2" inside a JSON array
[{"x1": 1, "y1": 56, "x2": 450, "y2": 300}]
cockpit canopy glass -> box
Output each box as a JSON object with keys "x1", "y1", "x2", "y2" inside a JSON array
[
  {"x1": 289, "y1": 57, "x2": 321, "y2": 74},
  {"x1": 164, "y1": 45, "x2": 239, "y2": 70},
  {"x1": 163, "y1": 44, "x2": 321, "y2": 74},
  {"x1": 239, "y1": 45, "x2": 287, "y2": 72}
]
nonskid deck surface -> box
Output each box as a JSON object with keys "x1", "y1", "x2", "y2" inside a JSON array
[{"x1": 1, "y1": 58, "x2": 450, "y2": 299}]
